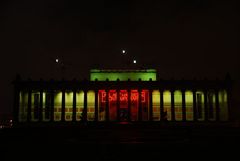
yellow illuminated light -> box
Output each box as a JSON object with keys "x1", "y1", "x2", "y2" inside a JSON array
[
  {"x1": 152, "y1": 90, "x2": 160, "y2": 121},
  {"x1": 65, "y1": 91, "x2": 73, "y2": 121},
  {"x1": 163, "y1": 90, "x2": 171, "y2": 121},
  {"x1": 87, "y1": 90, "x2": 95, "y2": 121},
  {"x1": 54, "y1": 91, "x2": 62, "y2": 121},
  {"x1": 185, "y1": 91, "x2": 193, "y2": 121},
  {"x1": 174, "y1": 90, "x2": 182, "y2": 121},
  {"x1": 76, "y1": 91, "x2": 84, "y2": 121},
  {"x1": 219, "y1": 90, "x2": 228, "y2": 121}
]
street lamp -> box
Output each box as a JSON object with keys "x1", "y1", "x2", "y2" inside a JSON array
[{"x1": 55, "y1": 58, "x2": 59, "y2": 63}]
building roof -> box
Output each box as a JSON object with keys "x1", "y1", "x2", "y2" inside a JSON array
[{"x1": 90, "y1": 69, "x2": 157, "y2": 81}]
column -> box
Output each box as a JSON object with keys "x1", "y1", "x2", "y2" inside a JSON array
[
  {"x1": 94, "y1": 90, "x2": 99, "y2": 121},
  {"x1": 27, "y1": 90, "x2": 32, "y2": 122},
  {"x1": 149, "y1": 89, "x2": 153, "y2": 121},
  {"x1": 204, "y1": 90, "x2": 208, "y2": 121},
  {"x1": 138, "y1": 89, "x2": 142, "y2": 121},
  {"x1": 83, "y1": 90, "x2": 88, "y2": 122},
  {"x1": 72, "y1": 90, "x2": 76, "y2": 122},
  {"x1": 226, "y1": 89, "x2": 231, "y2": 121},
  {"x1": 50, "y1": 90, "x2": 54, "y2": 122},
  {"x1": 127, "y1": 89, "x2": 131, "y2": 121},
  {"x1": 39, "y1": 89, "x2": 43, "y2": 122},
  {"x1": 117, "y1": 89, "x2": 120, "y2": 121},
  {"x1": 215, "y1": 90, "x2": 220, "y2": 121},
  {"x1": 182, "y1": 89, "x2": 186, "y2": 121},
  {"x1": 61, "y1": 89, "x2": 65, "y2": 121},
  {"x1": 160, "y1": 89, "x2": 164, "y2": 121},
  {"x1": 171, "y1": 90, "x2": 175, "y2": 121},
  {"x1": 105, "y1": 90, "x2": 109, "y2": 121},
  {"x1": 13, "y1": 88, "x2": 20, "y2": 123},
  {"x1": 193, "y1": 90, "x2": 197, "y2": 121}
]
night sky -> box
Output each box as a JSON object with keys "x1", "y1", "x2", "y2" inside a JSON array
[{"x1": 0, "y1": 0, "x2": 239, "y2": 116}]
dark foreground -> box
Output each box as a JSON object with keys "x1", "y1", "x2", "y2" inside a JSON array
[{"x1": 1, "y1": 122, "x2": 240, "y2": 160}]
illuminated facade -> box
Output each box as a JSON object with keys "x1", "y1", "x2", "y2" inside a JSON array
[{"x1": 13, "y1": 69, "x2": 231, "y2": 123}]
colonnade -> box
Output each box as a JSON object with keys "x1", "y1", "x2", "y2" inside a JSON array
[{"x1": 17, "y1": 88, "x2": 229, "y2": 122}]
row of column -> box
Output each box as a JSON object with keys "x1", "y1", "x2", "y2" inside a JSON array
[{"x1": 15, "y1": 89, "x2": 221, "y2": 122}]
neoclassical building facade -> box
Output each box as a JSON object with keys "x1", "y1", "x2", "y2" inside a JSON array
[{"x1": 13, "y1": 69, "x2": 231, "y2": 123}]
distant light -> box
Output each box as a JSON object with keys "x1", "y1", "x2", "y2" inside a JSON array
[
  {"x1": 122, "y1": 50, "x2": 126, "y2": 54},
  {"x1": 133, "y1": 59, "x2": 137, "y2": 64},
  {"x1": 55, "y1": 58, "x2": 59, "y2": 63}
]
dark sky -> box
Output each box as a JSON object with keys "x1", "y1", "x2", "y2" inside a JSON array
[{"x1": 0, "y1": 0, "x2": 239, "y2": 115}]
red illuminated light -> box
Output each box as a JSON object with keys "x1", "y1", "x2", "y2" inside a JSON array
[
  {"x1": 120, "y1": 90, "x2": 128, "y2": 102},
  {"x1": 99, "y1": 90, "x2": 147, "y2": 103},
  {"x1": 109, "y1": 90, "x2": 117, "y2": 102}
]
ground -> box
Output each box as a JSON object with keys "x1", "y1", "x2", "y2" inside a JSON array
[{"x1": 1, "y1": 122, "x2": 240, "y2": 160}]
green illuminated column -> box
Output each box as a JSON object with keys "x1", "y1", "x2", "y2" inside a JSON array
[
  {"x1": 160, "y1": 89, "x2": 164, "y2": 121},
  {"x1": 61, "y1": 89, "x2": 65, "y2": 122},
  {"x1": 171, "y1": 90, "x2": 175, "y2": 121},
  {"x1": 72, "y1": 90, "x2": 76, "y2": 122},
  {"x1": 117, "y1": 89, "x2": 120, "y2": 121},
  {"x1": 215, "y1": 90, "x2": 220, "y2": 121},
  {"x1": 149, "y1": 89, "x2": 153, "y2": 121},
  {"x1": 27, "y1": 90, "x2": 32, "y2": 122},
  {"x1": 193, "y1": 90, "x2": 197, "y2": 121},
  {"x1": 204, "y1": 90, "x2": 208, "y2": 121},
  {"x1": 138, "y1": 89, "x2": 142, "y2": 121},
  {"x1": 39, "y1": 89, "x2": 43, "y2": 122},
  {"x1": 50, "y1": 90, "x2": 54, "y2": 122},
  {"x1": 83, "y1": 90, "x2": 88, "y2": 122},
  {"x1": 182, "y1": 89, "x2": 186, "y2": 121},
  {"x1": 128, "y1": 89, "x2": 131, "y2": 121},
  {"x1": 105, "y1": 90, "x2": 109, "y2": 121},
  {"x1": 94, "y1": 90, "x2": 99, "y2": 121}
]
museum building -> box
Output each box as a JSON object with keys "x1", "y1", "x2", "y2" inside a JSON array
[{"x1": 13, "y1": 69, "x2": 230, "y2": 123}]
